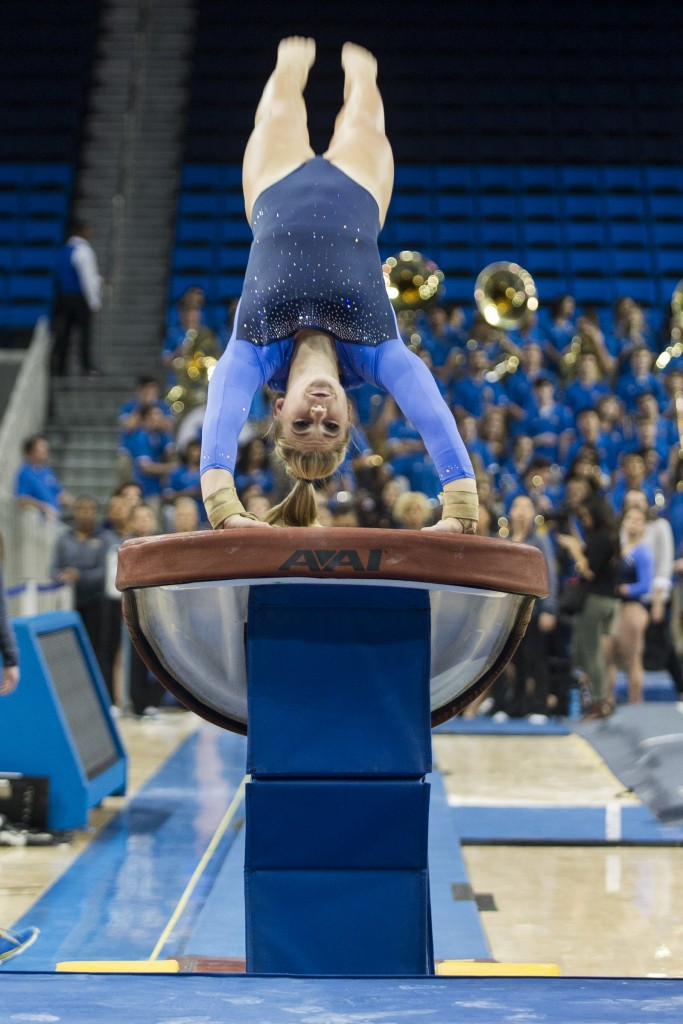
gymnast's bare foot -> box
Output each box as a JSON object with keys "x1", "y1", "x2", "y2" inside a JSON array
[
  {"x1": 277, "y1": 36, "x2": 316, "y2": 90},
  {"x1": 341, "y1": 41, "x2": 378, "y2": 84}
]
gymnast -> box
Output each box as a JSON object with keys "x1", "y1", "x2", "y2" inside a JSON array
[{"x1": 200, "y1": 37, "x2": 478, "y2": 532}]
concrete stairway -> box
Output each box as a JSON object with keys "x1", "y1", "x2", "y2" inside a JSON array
[{"x1": 48, "y1": 0, "x2": 196, "y2": 507}]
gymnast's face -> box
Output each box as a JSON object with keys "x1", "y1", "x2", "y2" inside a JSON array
[{"x1": 273, "y1": 375, "x2": 350, "y2": 450}]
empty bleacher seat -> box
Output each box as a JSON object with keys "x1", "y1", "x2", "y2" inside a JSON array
[
  {"x1": 560, "y1": 167, "x2": 601, "y2": 192},
  {"x1": 518, "y1": 166, "x2": 559, "y2": 193},
  {"x1": 565, "y1": 220, "x2": 607, "y2": 247},
  {"x1": 604, "y1": 193, "x2": 646, "y2": 220},
  {"x1": 610, "y1": 248, "x2": 653, "y2": 276},
  {"x1": 644, "y1": 167, "x2": 683, "y2": 193},
  {"x1": 601, "y1": 167, "x2": 643, "y2": 192}
]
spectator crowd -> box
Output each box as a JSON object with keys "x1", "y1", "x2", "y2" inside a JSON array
[{"x1": 12, "y1": 285, "x2": 683, "y2": 723}]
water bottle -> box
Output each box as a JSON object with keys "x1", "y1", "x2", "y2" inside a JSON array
[{"x1": 567, "y1": 686, "x2": 582, "y2": 720}]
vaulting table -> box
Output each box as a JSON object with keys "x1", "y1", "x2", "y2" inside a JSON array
[{"x1": 117, "y1": 528, "x2": 548, "y2": 976}]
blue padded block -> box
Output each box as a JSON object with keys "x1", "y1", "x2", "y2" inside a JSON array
[
  {"x1": 245, "y1": 868, "x2": 431, "y2": 975},
  {"x1": 246, "y1": 780, "x2": 429, "y2": 869},
  {"x1": 246, "y1": 584, "x2": 432, "y2": 778}
]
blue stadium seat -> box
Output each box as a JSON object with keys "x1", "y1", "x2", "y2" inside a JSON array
[
  {"x1": 217, "y1": 166, "x2": 243, "y2": 188},
  {"x1": 569, "y1": 249, "x2": 610, "y2": 275},
  {"x1": 173, "y1": 246, "x2": 214, "y2": 273},
  {"x1": 440, "y1": 274, "x2": 474, "y2": 304},
  {"x1": 0, "y1": 164, "x2": 26, "y2": 189},
  {"x1": 601, "y1": 167, "x2": 643, "y2": 192},
  {"x1": 28, "y1": 164, "x2": 72, "y2": 191},
  {"x1": 437, "y1": 220, "x2": 475, "y2": 245},
  {"x1": 0, "y1": 219, "x2": 18, "y2": 242},
  {"x1": 649, "y1": 194, "x2": 683, "y2": 220},
  {"x1": 479, "y1": 220, "x2": 521, "y2": 247},
  {"x1": 438, "y1": 250, "x2": 477, "y2": 278},
  {"x1": 219, "y1": 217, "x2": 252, "y2": 244},
  {"x1": 0, "y1": 246, "x2": 13, "y2": 270},
  {"x1": 655, "y1": 250, "x2": 683, "y2": 275},
  {"x1": 560, "y1": 167, "x2": 601, "y2": 192},
  {"x1": 434, "y1": 166, "x2": 474, "y2": 191},
  {"x1": 17, "y1": 247, "x2": 56, "y2": 273},
  {"x1": 643, "y1": 167, "x2": 683, "y2": 193},
  {"x1": 393, "y1": 166, "x2": 431, "y2": 189},
  {"x1": 389, "y1": 193, "x2": 432, "y2": 217},
  {"x1": 9, "y1": 273, "x2": 53, "y2": 302},
  {"x1": 480, "y1": 194, "x2": 516, "y2": 219},
  {"x1": 652, "y1": 222, "x2": 682, "y2": 246},
  {"x1": 217, "y1": 246, "x2": 250, "y2": 271},
  {"x1": 25, "y1": 192, "x2": 68, "y2": 218},
  {"x1": 524, "y1": 221, "x2": 563, "y2": 246},
  {"x1": 435, "y1": 194, "x2": 474, "y2": 217},
  {"x1": 518, "y1": 166, "x2": 559, "y2": 193},
  {"x1": 565, "y1": 220, "x2": 607, "y2": 247},
  {"x1": 563, "y1": 194, "x2": 602, "y2": 219},
  {"x1": 478, "y1": 245, "x2": 525, "y2": 268},
  {"x1": 604, "y1": 193, "x2": 646, "y2": 220},
  {"x1": 181, "y1": 166, "x2": 222, "y2": 190},
  {"x1": 520, "y1": 194, "x2": 561, "y2": 220},
  {"x1": 178, "y1": 193, "x2": 220, "y2": 218},
  {"x1": 221, "y1": 192, "x2": 246, "y2": 215},
  {"x1": 176, "y1": 219, "x2": 217, "y2": 244},
  {"x1": 571, "y1": 277, "x2": 612, "y2": 305},
  {"x1": 477, "y1": 166, "x2": 517, "y2": 192},
  {"x1": 608, "y1": 220, "x2": 649, "y2": 246},
  {"x1": 214, "y1": 274, "x2": 245, "y2": 301},
  {"x1": 22, "y1": 219, "x2": 64, "y2": 245},
  {"x1": 613, "y1": 277, "x2": 657, "y2": 305},
  {"x1": 610, "y1": 248, "x2": 653, "y2": 276},
  {"x1": 0, "y1": 193, "x2": 21, "y2": 216},
  {"x1": 525, "y1": 246, "x2": 567, "y2": 275}
]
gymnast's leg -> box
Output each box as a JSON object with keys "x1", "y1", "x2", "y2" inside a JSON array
[
  {"x1": 323, "y1": 43, "x2": 394, "y2": 226},
  {"x1": 242, "y1": 37, "x2": 316, "y2": 222}
]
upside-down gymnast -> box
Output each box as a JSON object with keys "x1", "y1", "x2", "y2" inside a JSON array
[{"x1": 200, "y1": 37, "x2": 478, "y2": 532}]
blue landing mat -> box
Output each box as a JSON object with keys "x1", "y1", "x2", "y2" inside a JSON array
[
  {"x1": 573, "y1": 703, "x2": 683, "y2": 824},
  {"x1": 434, "y1": 718, "x2": 571, "y2": 736},
  {"x1": 8, "y1": 724, "x2": 248, "y2": 970},
  {"x1": 2, "y1": 973, "x2": 683, "y2": 1023},
  {"x1": 451, "y1": 804, "x2": 683, "y2": 845}
]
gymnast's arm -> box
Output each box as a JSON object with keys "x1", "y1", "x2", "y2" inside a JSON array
[
  {"x1": 368, "y1": 339, "x2": 479, "y2": 533},
  {"x1": 200, "y1": 340, "x2": 273, "y2": 529}
]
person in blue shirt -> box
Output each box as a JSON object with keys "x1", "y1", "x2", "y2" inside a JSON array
[
  {"x1": 505, "y1": 342, "x2": 555, "y2": 421},
  {"x1": 123, "y1": 406, "x2": 175, "y2": 502},
  {"x1": 51, "y1": 220, "x2": 102, "y2": 377},
  {"x1": 162, "y1": 439, "x2": 207, "y2": 525},
  {"x1": 14, "y1": 435, "x2": 73, "y2": 519},
  {"x1": 607, "y1": 504, "x2": 655, "y2": 704},
  {"x1": 543, "y1": 293, "x2": 577, "y2": 371},
  {"x1": 526, "y1": 375, "x2": 574, "y2": 463},
  {"x1": 564, "y1": 407, "x2": 619, "y2": 477},
  {"x1": 616, "y1": 346, "x2": 668, "y2": 415},
  {"x1": 610, "y1": 451, "x2": 658, "y2": 513},
  {"x1": 450, "y1": 346, "x2": 508, "y2": 419},
  {"x1": 563, "y1": 353, "x2": 611, "y2": 416}
]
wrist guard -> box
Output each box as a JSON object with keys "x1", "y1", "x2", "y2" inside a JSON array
[
  {"x1": 440, "y1": 490, "x2": 479, "y2": 535},
  {"x1": 205, "y1": 487, "x2": 259, "y2": 530}
]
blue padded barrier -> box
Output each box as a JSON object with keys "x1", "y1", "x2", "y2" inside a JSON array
[
  {"x1": 246, "y1": 780, "x2": 430, "y2": 870},
  {"x1": 246, "y1": 584, "x2": 432, "y2": 779}
]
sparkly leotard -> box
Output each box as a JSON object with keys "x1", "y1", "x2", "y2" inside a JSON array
[
  {"x1": 239, "y1": 157, "x2": 397, "y2": 346},
  {"x1": 200, "y1": 158, "x2": 474, "y2": 485}
]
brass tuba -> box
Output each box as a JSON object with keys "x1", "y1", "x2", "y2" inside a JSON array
[
  {"x1": 474, "y1": 261, "x2": 538, "y2": 330},
  {"x1": 383, "y1": 250, "x2": 445, "y2": 349},
  {"x1": 166, "y1": 327, "x2": 220, "y2": 418},
  {"x1": 656, "y1": 278, "x2": 683, "y2": 371}
]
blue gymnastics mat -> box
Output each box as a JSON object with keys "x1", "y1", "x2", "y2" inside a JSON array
[
  {"x1": 433, "y1": 718, "x2": 571, "y2": 736},
  {"x1": 2, "y1": 973, "x2": 683, "y2": 1023}
]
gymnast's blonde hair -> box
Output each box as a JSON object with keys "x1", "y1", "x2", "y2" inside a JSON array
[{"x1": 264, "y1": 420, "x2": 351, "y2": 527}]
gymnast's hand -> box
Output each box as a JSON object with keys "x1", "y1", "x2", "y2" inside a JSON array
[
  {"x1": 218, "y1": 514, "x2": 273, "y2": 530},
  {"x1": 422, "y1": 518, "x2": 466, "y2": 535}
]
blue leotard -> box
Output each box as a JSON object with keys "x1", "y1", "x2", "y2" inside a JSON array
[{"x1": 200, "y1": 158, "x2": 474, "y2": 485}]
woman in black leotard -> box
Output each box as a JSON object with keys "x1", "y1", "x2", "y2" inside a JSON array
[{"x1": 200, "y1": 38, "x2": 478, "y2": 532}]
